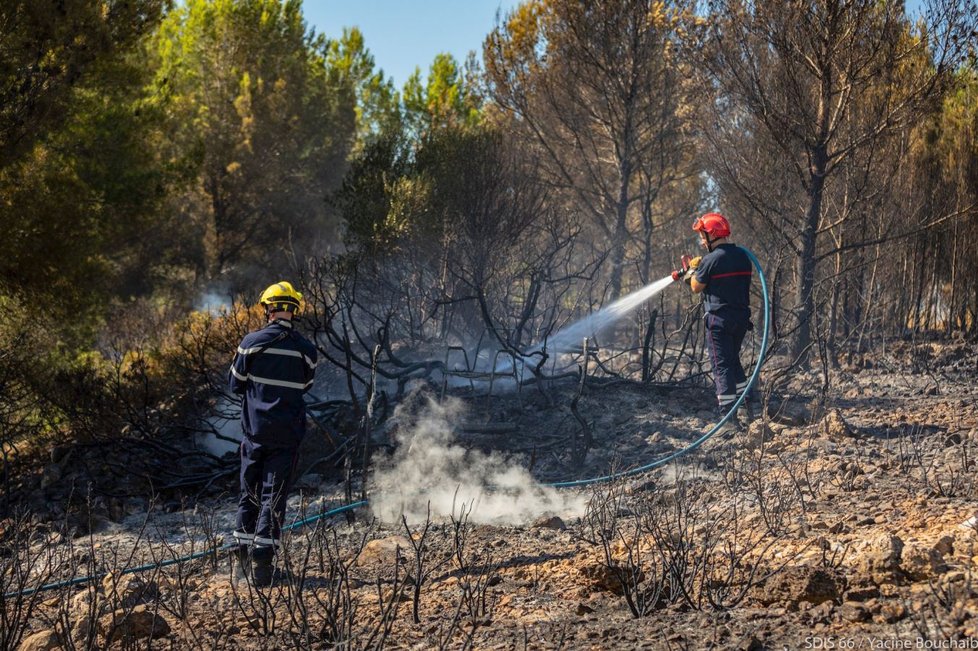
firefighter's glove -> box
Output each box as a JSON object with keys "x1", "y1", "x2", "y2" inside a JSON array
[{"x1": 681, "y1": 256, "x2": 702, "y2": 285}]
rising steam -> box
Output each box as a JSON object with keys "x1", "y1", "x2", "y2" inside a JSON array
[{"x1": 370, "y1": 395, "x2": 587, "y2": 525}]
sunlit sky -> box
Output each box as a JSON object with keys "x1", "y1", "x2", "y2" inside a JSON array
[
  {"x1": 303, "y1": 0, "x2": 520, "y2": 90},
  {"x1": 303, "y1": 0, "x2": 928, "y2": 91}
]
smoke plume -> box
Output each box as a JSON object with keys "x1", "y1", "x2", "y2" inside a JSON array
[{"x1": 370, "y1": 394, "x2": 587, "y2": 525}]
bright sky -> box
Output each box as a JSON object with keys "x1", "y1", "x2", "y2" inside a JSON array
[
  {"x1": 302, "y1": 0, "x2": 929, "y2": 91},
  {"x1": 303, "y1": 0, "x2": 521, "y2": 90}
]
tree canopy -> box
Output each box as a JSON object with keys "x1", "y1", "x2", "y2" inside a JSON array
[
  {"x1": 154, "y1": 0, "x2": 356, "y2": 287},
  {"x1": 0, "y1": 0, "x2": 976, "y2": 453}
]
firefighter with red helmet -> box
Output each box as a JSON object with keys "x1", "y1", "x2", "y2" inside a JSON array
[
  {"x1": 229, "y1": 281, "x2": 317, "y2": 586},
  {"x1": 683, "y1": 213, "x2": 758, "y2": 429}
]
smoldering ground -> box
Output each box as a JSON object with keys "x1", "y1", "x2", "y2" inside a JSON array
[{"x1": 369, "y1": 393, "x2": 588, "y2": 525}]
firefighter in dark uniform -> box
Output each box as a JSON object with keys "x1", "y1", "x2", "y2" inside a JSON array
[
  {"x1": 229, "y1": 281, "x2": 317, "y2": 586},
  {"x1": 684, "y1": 213, "x2": 758, "y2": 430}
]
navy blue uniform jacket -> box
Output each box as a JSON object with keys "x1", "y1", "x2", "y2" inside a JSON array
[
  {"x1": 229, "y1": 319, "x2": 317, "y2": 448},
  {"x1": 693, "y1": 244, "x2": 752, "y2": 322}
]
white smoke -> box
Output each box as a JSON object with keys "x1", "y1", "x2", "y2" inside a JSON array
[
  {"x1": 370, "y1": 395, "x2": 588, "y2": 525},
  {"x1": 198, "y1": 398, "x2": 241, "y2": 456},
  {"x1": 195, "y1": 288, "x2": 231, "y2": 315}
]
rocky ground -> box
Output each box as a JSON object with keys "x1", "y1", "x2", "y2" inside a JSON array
[{"x1": 6, "y1": 337, "x2": 978, "y2": 650}]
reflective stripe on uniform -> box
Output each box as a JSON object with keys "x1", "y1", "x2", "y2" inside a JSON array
[
  {"x1": 230, "y1": 364, "x2": 312, "y2": 390},
  {"x1": 232, "y1": 531, "x2": 254, "y2": 542},
  {"x1": 254, "y1": 536, "x2": 280, "y2": 547},
  {"x1": 247, "y1": 375, "x2": 314, "y2": 390},
  {"x1": 237, "y1": 346, "x2": 315, "y2": 369}
]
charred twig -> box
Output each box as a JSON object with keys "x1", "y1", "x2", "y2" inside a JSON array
[{"x1": 569, "y1": 338, "x2": 594, "y2": 464}]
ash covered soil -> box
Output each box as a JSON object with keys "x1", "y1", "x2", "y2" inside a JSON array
[{"x1": 11, "y1": 338, "x2": 978, "y2": 650}]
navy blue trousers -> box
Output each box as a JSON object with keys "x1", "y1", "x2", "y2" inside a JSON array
[
  {"x1": 234, "y1": 438, "x2": 298, "y2": 550},
  {"x1": 704, "y1": 312, "x2": 752, "y2": 411}
]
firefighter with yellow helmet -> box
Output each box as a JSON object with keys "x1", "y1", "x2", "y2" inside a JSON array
[{"x1": 228, "y1": 281, "x2": 317, "y2": 586}]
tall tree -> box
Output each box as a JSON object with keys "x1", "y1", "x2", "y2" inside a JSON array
[
  {"x1": 0, "y1": 0, "x2": 165, "y2": 170},
  {"x1": 155, "y1": 0, "x2": 356, "y2": 286},
  {"x1": 326, "y1": 27, "x2": 401, "y2": 149},
  {"x1": 485, "y1": 0, "x2": 701, "y2": 300},
  {"x1": 894, "y1": 64, "x2": 978, "y2": 335},
  {"x1": 697, "y1": 0, "x2": 976, "y2": 360},
  {"x1": 402, "y1": 52, "x2": 483, "y2": 143},
  {"x1": 332, "y1": 50, "x2": 484, "y2": 263},
  {"x1": 0, "y1": 1, "x2": 169, "y2": 340}
]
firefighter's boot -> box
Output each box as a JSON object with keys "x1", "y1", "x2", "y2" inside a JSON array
[
  {"x1": 232, "y1": 545, "x2": 250, "y2": 583},
  {"x1": 251, "y1": 547, "x2": 274, "y2": 587},
  {"x1": 716, "y1": 410, "x2": 745, "y2": 439},
  {"x1": 738, "y1": 395, "x2": 763, "y2": 425},
  {"x1": 737, "y1": 401, "x2": 754, "y2": 425}
]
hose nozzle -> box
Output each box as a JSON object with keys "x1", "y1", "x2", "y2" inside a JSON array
[{"x1": 671, "y1": 254, "x2": 693, "y2": 282}]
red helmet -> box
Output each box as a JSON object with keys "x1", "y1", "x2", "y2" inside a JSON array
[{"x1": 692, "y1": 212, "x2": 731, "y2": 239}]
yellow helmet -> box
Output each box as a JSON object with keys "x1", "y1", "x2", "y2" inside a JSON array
[{"x1": 259, "y1": 281, "x2": 303, "y2": 314}]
